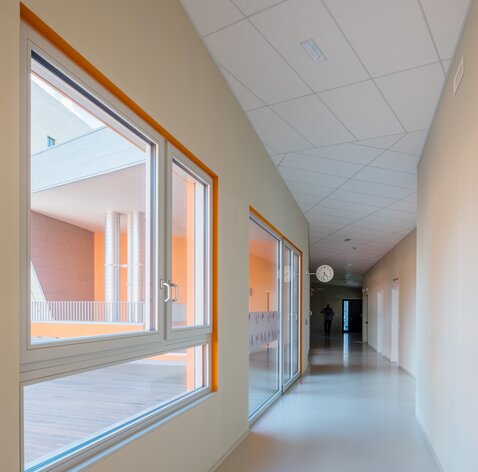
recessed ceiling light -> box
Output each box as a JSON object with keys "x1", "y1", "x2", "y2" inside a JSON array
[{"x1": 300, "y1": 39, "x2": 327, "y2": 63}]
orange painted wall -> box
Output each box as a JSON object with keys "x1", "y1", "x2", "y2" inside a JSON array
[
  {"x1": 249, "y1": 252, "x2": 278, "y2": 312},
  {"x1": 31, "y1": 322, "x2": 143, "y2": 338}
]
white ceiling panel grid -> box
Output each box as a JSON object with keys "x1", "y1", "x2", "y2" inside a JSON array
[
  {"x1": 278, "y1": 166, "x2": 347, "y2": 188},
  {"x1": 370, "y1": 151, "x2": 420, "y2": 173},
  {"x1": 231, "y1": 0, "x2": 285, "y2": 16},
  {"x1": 376, "y1": 63, "x2": 445, "y2": 131},
  {"x1": 281, "y1": 153, "x2": 363, "y2": 178},
  {"x1": 419, "y1": 0, "x2": 471, "y2": 60},
  {"x1": 390, "y1": 130, "x2": 428, "y2": 155},
  {"x1": 300, "y1": 143, "x2": 384, "y2": 166},
  {"x1": 180, "y1": 0, "x2": 471, "y2": 286},
  {"x1": 319, "y1": 81, "x2": 405, "y2": 140},
  {"x1": 250, "y1": 0, "x2": 369, "y2": 92},
  {"x1": 180, "y1": 0, "x2": 243, "y2": 36},
  {"x1": 352, "y1": 167, "x2": 417, "y2": 189},
  {"x1": 272, "y1": 95, "x2": 355, "y2": 146},
  {"x1": 246, "y1": 107, "x2": 312, "y2": 153},
  {"x1": 219, "y1": 65, "x2": 265, "y2": 111},
  {"x1": 205, "y1": 20, "x2": 310, "y2": 104},
  {"x1": 323, "y1": 0, "x2": 439, "y2": 77}
]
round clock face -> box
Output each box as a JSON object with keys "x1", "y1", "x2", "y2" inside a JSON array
[{"x1": 316, "y1": 264, "x2": 334, "y2": 283}]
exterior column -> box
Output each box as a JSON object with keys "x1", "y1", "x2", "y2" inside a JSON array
[
  {"x1": 127, "y1": 212, "x2": 145, "y2": 322},
  {"x1": 104, "y1": 211, "x2": 121, "y2": 321}
]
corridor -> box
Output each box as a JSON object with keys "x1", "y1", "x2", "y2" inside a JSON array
[{"x1": 217, "y1": 335, "x2": 439, "y2": 472}]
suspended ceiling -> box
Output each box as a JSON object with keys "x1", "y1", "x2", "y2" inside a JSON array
[{"x1": 180, "y1": 0, "x2": 471, "y2": 286}]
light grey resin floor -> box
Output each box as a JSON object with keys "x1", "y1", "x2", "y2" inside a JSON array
[{"x1": 217, "y1": 334, "x2": 439, "y2": 472}]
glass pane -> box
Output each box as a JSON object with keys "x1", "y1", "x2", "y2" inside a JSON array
[
  {"x1": 30, "y1": 55, "x2": 154, "y2": 343},
  {"x1": 248, "y1": 218, "x2": 280, "y2": 416},
  {"x1": 292, "y1": 252, "x2": 300, "y2": 375},
  {"x1": 23, "y1": 346, "x2": 205, "y2": 470},
  {"x1": 283, "y1": 246, "x2": 292, "y2": 384},
  {"x1": 171, "y1": 162, "x2": 207, "y2": 328}
]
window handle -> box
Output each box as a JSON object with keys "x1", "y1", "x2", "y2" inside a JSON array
[
  {"x1": 160, "y1": 279, "x2": 171, "y2": 302},
  {"x1": 171, "y1": 283, "x2": 179, "y2": 303}
]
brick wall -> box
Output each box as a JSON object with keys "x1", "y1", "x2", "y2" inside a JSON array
[{"x1": 31, "y1": 211, "x2": 94, "y2": 301}]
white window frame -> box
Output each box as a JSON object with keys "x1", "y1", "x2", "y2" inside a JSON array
[
  {"x1": 20, "y1": 23, "x2": 213, "y2": 472},
  {"x1": 166, "y1": 145, "x2": 213, "y2": 341}
]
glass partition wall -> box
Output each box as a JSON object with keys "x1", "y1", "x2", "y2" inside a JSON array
[
  {"x1": 248, "y1": 215, "x2": 301, "y2": 419},
  {"x1": 282, "y1": 243, "x2": 301, "y2": 391},
  {"x1": 248, "y1": 218, "x2": 281, "y2": 417}
]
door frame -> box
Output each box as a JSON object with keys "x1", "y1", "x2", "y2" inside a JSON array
[{"x1": 341, "y1": 298, "x2": 363, "y2": 333}]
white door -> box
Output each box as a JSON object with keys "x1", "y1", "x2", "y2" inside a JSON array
[
  {"x1": 391, "y1": 286, "x2": 399, "y2": 363},
  {"x1": 377, "y1": 291, "x2": 384, "y2": 353}
]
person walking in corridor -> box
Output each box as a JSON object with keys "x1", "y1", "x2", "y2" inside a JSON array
[{"x1": 321, "y1": 304, "x2": 334, "y2": 337}]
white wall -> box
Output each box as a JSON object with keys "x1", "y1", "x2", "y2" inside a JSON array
[
  {"x1": 416, "y1": 1, "x2": 478, "y2": 470},
  {"x1": 1, "y1": 1, "x2": 310, "y2": 471},
  {"x1": 363, "y1": 230, "x2": 416, "y2": 376},
  {"x1": 0, "y1": 1, "x2": 20, "y2": 470}
]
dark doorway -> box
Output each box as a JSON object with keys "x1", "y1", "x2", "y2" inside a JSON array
[{"x1": 342, "y1": 299, "x2": 362, "y2": 333}]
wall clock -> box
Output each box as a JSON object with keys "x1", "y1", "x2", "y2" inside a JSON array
[{"x1": 316, "y1": 264, "x2": 334, "y2": 283}]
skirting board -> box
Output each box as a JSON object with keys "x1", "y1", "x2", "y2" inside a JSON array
[
  {"x1": 209, "y1": 431, "x2": 249, "y2": 472},
  {"x1": 415, "y1": 416, "x2": 445, "y2": 472}
]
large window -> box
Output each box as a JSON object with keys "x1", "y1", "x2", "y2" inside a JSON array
[{"x1": 21, "y1": 26, "x2": 213, "y2": 471}]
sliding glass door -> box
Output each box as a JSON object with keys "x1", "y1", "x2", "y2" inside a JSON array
[
  {"x1": 248, "y1": 217, "x2": 280, "y2": 417},
  {"x1": 248, "y1": 213, "x2": 302, "y2": 418},
  {"x1": 282, "y1": 243, "x2": 301, "y2": 391}
]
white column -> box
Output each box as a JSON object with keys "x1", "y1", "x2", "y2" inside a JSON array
[
  {"x1": 127, "y1": 212, "x2": 145, "y2": 323},
  {"x1": 104, "y1": 211, "x2": 121, "y2": 321}
]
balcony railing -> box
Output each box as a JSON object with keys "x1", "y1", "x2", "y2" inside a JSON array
[{"x1": 31, "y1": 301, "x2": 145, "y2": 324}]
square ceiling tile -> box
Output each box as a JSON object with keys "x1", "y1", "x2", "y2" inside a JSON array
[
  {"x1": 262, "y1": 142, "x2": 279, "y2": 156},
  {"x1": 375, "y1": 208, "x2": 416, "y2": 223},
  {"x1": 331, "y1": 189, "x2": 395, "y2": 207},
  {"x1": 353, "y1": 167, "x2": 417, "y2": 189},
  {"x1": 281, "y1": 153, "x2": 362, "y2": 178},
  {"x1": 250, "y1": 0, "x2": 369, "y2": 92},
  {"x1": 307, "y1": 204, "x2": 365, "y2": 221},
  {"x1": 219, "y1": 66, "x2": 265, "y2": 111},
  {"x1": 320, "y1": 81, "x2": 404, "y2": 140},
  {"x1": 232, "y1": 0, "x2": 284, "y2": 16},
  {"x1": 292, "y1": 192, "x2": 322, "y2": 206},
  {"x1": 247, "y1": 107, "x2": 312, "y2": 153},
  {"x1": 180, "y1": 0, "x2": 243, "y2": 36},
  {"x1": 370, "y1": 151, "x2": 420, "y2": 173},
  {"x1": 270, "y1": 154, "x2": 285, "y2": 166},
  {"x1": 388, "y1": 199, "x2": 416, "y2": 213},
  {"x1": 376, "y1": 63, "x2": 445, "y2": 131},
  {"x1": 300, "y1": 143, "x2": 383, "y2": 165},
  {"x1": 205, "y1": 20, "x2": 310, "y2": 104},
  {"x1": 278, "y1": 166, "x2": 346, "y2": 188},
  {"x1": 272, "y1": 95, "x2": 354, "y2": 147},
  {"x1": 317, "y1": 198, "x2": 380, "y2": 216},
  {"x1": 420, "y1": 0, "x2": 470, "y2": 60},
  {"x1": 390, "y1": 131, "x2": 428, "y2": 156},
  {"x1": 324, "y1": 0, "x2": 438, "y2": 76},
  {"x1": 353, "y1": 134, "x2": 404, "y2": 150},
  {"x1": 341, "y1": 179, "x2": 414, "y2": 199},
  {"x1": 285, "y1": 181, "x2": 334, "y2": 198}
]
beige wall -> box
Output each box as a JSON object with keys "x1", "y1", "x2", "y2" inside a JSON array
[
  {"x1": 0, "y1": 1, "x2": 20, "y2": 470},
  {"x1": 2, "y1": 1, "x2": 310, "y2": 471},
  {"x1": 31, "y1": 212, "x2": 94, "y2": 301},
  {"x1": 362, "y1": 229, "x2": 416, "y2": 376},
  {"x1": 416, "y1": 1, "x2": 478, "y2": 470},
  {"x1": 310, "y1": 284, "x2": 362, "y2": 340}
]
